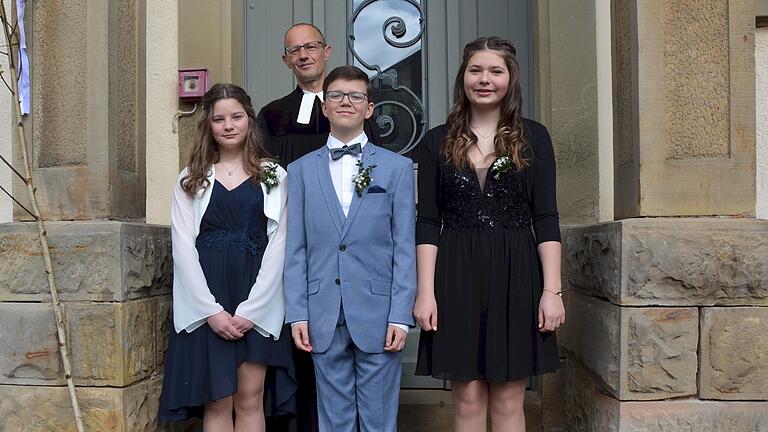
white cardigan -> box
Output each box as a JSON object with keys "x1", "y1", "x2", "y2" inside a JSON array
[{"x1": 170, "y1": 163, "x2": 288, "y2": 340}]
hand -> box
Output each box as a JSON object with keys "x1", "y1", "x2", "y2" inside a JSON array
[
  {"x1": 291, "y1": 322, "x2": 313, "y2": 352},
  {"x1": 384, "y1": 325, "x2": 408, "y2": 352},
  {"x1": 231, "y1": 315, "x2": 255, "y2": 333},
  {"x1": 208, "y1": 311, "x2": 244, "y2": 340},
  {"x1": 538, "y1": 290, "x2": 565, "y2": 332},
  {"x1": 413, "y1": 295, "x2": 438, "y2": 331}
]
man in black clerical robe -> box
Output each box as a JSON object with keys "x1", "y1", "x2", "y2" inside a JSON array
[
  {"x1": 257, "y1": 24, "x2": 380, "y2": 168},
  {"x1": 256, "y1": 23, "x2": 380, "y2": 432}
]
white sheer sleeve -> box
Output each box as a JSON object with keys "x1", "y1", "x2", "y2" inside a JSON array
[
  {"x1": 171, "y1": 169, "x2": 223, "y2": 333},
  {"x1": 234, "y1": 165, "x2": 288, "y2": 340}
]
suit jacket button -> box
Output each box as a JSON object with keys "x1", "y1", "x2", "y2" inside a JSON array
[
  {"x1": 339, "y1": 244, "x2": 346, "y2": 251},
  {"x1": 335, "y1": 278, "x2": 340, "y2": 285}
]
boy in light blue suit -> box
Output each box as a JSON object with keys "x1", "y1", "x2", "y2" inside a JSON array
[{"x1": 284, "y1": 65, "x2": 417, "y2": 432}]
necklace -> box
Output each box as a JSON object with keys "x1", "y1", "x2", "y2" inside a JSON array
[
  {"x1": 471, "y1": 126, "x2": 495, "y2": 146},
  {"x1": 219, "y1": 159, "x2": 243, "y2": 176}
]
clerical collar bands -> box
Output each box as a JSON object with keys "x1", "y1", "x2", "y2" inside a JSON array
[{"x1": 297, "y1": 91, "x2": 323, "y2": 124}]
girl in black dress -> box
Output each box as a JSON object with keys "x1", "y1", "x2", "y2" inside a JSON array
[
  {"x1": 159, "y1": 84, "x2": 295, "y2": 431},
  {"x1": 414, "y1": 37, "x2": 565, "y2": 431}
]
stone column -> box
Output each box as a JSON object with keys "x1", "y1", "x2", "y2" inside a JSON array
[
  {"x1": 12, "y1": 0, "x2": 145, "y2": 221},
  {"x1": 0, "y1": 1, "x2": 179, "y2": 430},
  {"x1": 612, "y1": 0, "x2": 755, "y2": 218},
  {"x1": 561, "y1": 1, "x2": 768, "y2": 430}
]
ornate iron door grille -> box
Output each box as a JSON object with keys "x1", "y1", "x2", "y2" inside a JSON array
[{"x1": 347, "y1": 0, "x2": 427, "y2": 155}]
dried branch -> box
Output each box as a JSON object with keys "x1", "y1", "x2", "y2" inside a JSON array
[
  {"x1": 0, "y1": 184, "x2": 35, "y2": 219},
  {"x1": 0, "y1": 2, "x2": 85, "y2": 431},
  {"x1": 0, "y1": 70, "x2": 13, "y2": 93},
  {"x1": 0, "y1": 152, "x2": 26, "y2": 182}
]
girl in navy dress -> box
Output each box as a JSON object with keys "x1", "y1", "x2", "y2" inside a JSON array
[
  {"x1": 159, "y1": 83, "x2": 295, "y2": 431},
  {"x1": 414, "y1": 37, "x2": 565, "y2": 431}
]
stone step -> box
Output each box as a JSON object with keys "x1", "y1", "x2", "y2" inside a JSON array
[{"x1": 397, "y1": 389, "x2": 544, "y2": 431}]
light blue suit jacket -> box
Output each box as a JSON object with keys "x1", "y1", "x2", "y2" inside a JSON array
[{"x1": 284, "y1": 142, "x2": 417, "y2": 354}]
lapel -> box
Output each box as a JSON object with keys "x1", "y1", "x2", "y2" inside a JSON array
[
  {"x1": 314, "y1": 146, "x2": 345, "y2": 236},
  {"x1": 340, "y1": 143, "x2": 377, "y2": 240}
]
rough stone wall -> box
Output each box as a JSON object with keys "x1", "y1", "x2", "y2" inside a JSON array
[
  {"x1": 663, "y1": 0, "x2": 730, "y2": 159},
  {"x1": 561, "y1": 219, "x2": 768, "y2": 431},
  {"x1": 0, "y1": 222, "x2": 175, "y2": 431},
  {"x1": 31, "y1": 0, "x2": 88, "y2": 168}
]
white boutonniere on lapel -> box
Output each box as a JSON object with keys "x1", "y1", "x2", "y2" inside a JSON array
[
  {"x1": 261, "y1": 161, "x2": 280, "y2": 193},
  {"x1": 491, "y1": 154, "x2": 513, "y2": 180},
  {"x1": 353, "y1": 160, "x2": 377, "y2": 197}
]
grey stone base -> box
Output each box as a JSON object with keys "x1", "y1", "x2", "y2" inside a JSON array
[
  {"x1": 0, "y1": 221, "x2": 173, "y2": 430},
  {"x1": 566, "y1": 358, "x2": 768, "y2": 432}
]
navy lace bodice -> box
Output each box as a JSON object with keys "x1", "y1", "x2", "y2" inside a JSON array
[{"x1": 196, "y1": 179, "x2": 268, "y2": 255}]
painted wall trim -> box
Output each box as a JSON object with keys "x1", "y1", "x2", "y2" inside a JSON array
[
  {"x1": 146, "y1": 0, "x2": 180, "y2": 225},
  {"x1": 596, "y1": 0, "x2": 614, "y2": 221},
  {"x1": 0, "y1": 0, "x2": 13, "y2": 222}
]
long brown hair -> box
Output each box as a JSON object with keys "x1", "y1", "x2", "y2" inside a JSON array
[
  {"x1": 181, "y1": 83, "x2": 271, "y2": 197},
  {"x1": 443, "y1": 37, "x2": 528, "y2": 170}
]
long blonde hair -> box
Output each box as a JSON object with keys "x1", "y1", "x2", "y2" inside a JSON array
[
  {"x1": 181, "y1": 83, "x2": 271, "y2": 197},
  {"x1": 442, "y1": 37, "x2": 528, "y2": 170}
]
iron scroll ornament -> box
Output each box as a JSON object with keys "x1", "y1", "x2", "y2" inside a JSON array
[{"x1": 347, "y1": 0, "x2": 427, "y2": 155}]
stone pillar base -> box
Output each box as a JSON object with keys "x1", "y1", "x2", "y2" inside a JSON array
[
  {"x1": 0, "y1": 222, "x2": 172, "y2": 431},
  {"x1": 0, "y1": 378, "x2": 162, "y2": 431},
  {"x1": 566, "y1": 358, "x2": 768, "y2": 432},
  {"x1": 562, "y1": 218, "x2": 768, "y2": 430}
]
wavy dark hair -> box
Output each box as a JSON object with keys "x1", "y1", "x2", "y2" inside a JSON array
[
  {"x1": 442, "y1": 37, "x2": 528, "y2": 170},
  {"x1": 181, "y1": 83, "x2": 271, "y2": 197}
]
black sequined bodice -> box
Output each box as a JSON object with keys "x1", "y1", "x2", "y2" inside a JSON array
[{"x1": 440, "y1": 162, "x2": 531, "y2": 232}]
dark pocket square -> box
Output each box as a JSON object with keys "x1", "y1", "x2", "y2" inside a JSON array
[{"x1": 367, "y1": 185, "x2": 387, "y2": 194}]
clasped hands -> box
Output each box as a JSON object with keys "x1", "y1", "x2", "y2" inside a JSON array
[{"x1": 207, "y1": 310, "x2": 254, "y2": 341}]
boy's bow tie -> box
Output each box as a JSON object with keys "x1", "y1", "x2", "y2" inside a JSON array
[{"x1": 330, "y1": 143, "x2": 362, "y2": 160}]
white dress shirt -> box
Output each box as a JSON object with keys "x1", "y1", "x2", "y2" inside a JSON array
[
  {"x1": 297, "y1": 90, "x2": 323, "y2": 124},
  {"x1": 326, "y1": 131, "x2": 368, "y2": 215}
]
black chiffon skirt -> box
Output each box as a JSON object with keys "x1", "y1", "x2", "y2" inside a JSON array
[{"x1": 415, "y1": 229, "x2": 560, "y2": 382}]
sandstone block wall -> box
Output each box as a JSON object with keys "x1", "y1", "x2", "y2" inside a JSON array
[
  {"x1": 561, "y1": 219, "x2": 768, "y2": 430},
  {"x1": 0, "y1": 222, "x2": 172, "y2": 431}
]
